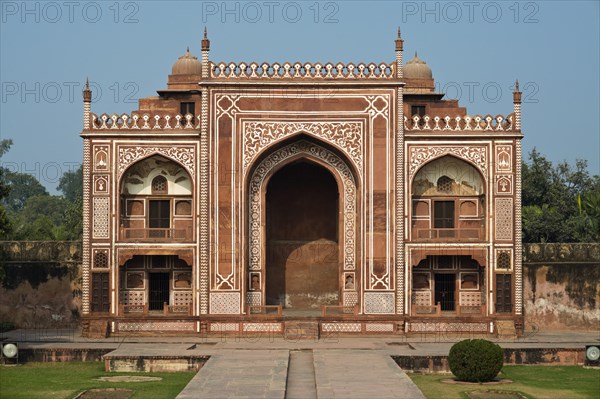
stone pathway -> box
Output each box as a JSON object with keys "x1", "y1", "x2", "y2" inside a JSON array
[
  {"x1": 285, "y1": 350, "x2": 317, "y2": 399},
  {"x1": 313, "y1": 350, "x2": 425, "y2": 399},
  {"x1": 176, "y1": 349, "x2": 424, "y2": 399},
  {"x1": 176, "y1": 350, "x2": 288, "y2": 399}
]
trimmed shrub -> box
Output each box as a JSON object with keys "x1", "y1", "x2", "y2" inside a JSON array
[{"x1": 448, "y1": 339, "x2": 503, "y2": 382}]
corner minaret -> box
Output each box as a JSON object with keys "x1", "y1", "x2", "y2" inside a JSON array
[
  {"x1": 83, "y1": 78, "x2": 92, "y2": 130},
  {"x1": 201, "y1": 27, "x2": 210, "y2": 79},
  {"x1": 395, "y1": 26, "x2": 406, "y2": 315},
  {"x1": 513, "y1": 79, "x2": 522, "y2": 131},
  {"x1": 395, "y1": 27, "x2": 404, "y2": 79}
]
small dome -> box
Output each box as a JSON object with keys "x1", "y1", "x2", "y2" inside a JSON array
[
  {"x1": 171, "y1": 48, "x2": 202, "y2": 75},
  {"x1": 404, "y1": 53, "x2": 433, "y2": 79}
]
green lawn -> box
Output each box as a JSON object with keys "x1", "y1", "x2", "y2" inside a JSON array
[
  {"x1": 408, "y1": 365, "x2": 600, "y2": 399},
  {"x1": 0, "y1": 362, "x2": 195, "y2": 399}
]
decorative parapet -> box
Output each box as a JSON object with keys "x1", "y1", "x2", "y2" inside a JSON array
[
  {"x1": 404, "y1": 114, "x2": 516, "y2": 132},
  {"x1": 89, "y1": 113, "x2": 200, "y2": 130},
  {"x1": 209, "y1": 61, "x2": 396, "y2": 80}
]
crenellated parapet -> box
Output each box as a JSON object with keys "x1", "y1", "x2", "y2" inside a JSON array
[
  {"x1": 89, "y1": 112, "x2": 200, "y2": 130},
  {"x1": 209, "y1": 61, "x2": 396, "y2": 80},
  {"x1": 404, "y1": 113, "x2": 517, "y2": 132}
]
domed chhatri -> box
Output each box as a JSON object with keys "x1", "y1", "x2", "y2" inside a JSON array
[
  {"x1": 171, "y1": 47, "x2": 202, "y2": 75},
  {"x1": 404, "y1": 52, "x2": 433, "y2": 79}
]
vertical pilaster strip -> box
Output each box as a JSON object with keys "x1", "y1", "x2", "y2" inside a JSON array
[
  {"x1": 199, "y1": 28, "x2": 210, "y2": 314},
  {"x1": 81, "y1": 80, "x2": 92, "y2": 314},
  {"x1": 395, "y1": 29, "x2": 405, "y2": 314},
  {"x1": 82, "y1": 138, "x2": 91, "y2": 314},
  {"x1": 514, "y1": 140, "x2": 523, "y2": 315},
  {"x1": 513, "y1": 80, "x2": 523, "y2": 315}
]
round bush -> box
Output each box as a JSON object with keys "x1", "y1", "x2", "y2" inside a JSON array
[{"x1": 448, "y1": 339, "x2": 503, "y2": 382}]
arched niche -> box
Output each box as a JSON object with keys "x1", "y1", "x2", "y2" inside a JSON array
[
  {"x1": 412, "y1": 155, "x2": 485, "y2": 197},
  {"x1": 121, "y1": 155, "x2": 192, "y2": 196}
]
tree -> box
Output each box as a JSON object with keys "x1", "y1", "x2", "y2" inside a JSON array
[
  {"x1": 0, "y1": 139, "x2": 13, "y2": 238},
  {"x1": 57, "y1": 165, "x2": 82, "y2": 203},
  {"x1": 2, "y1": 170, "x2": 48, "y2": 213},
  {"x1": 522, "y1": 149, "x2": 599, "y2": 242}
]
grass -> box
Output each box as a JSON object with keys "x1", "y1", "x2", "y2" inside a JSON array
[
  {"x1": 0, "y1": 362, "x2": 196, "y2": 399},
  {"x1": 407, "y1": 365, "x2": 600, "y2": 399}
]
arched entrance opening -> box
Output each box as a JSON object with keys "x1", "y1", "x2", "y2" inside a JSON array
[{"x1": 265, "y1": 160, "x2": 340, "y2": 309}]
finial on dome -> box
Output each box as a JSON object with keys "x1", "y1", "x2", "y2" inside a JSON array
[{"x1": 515, "y1": 79, "x2": 519, "y2": 91}]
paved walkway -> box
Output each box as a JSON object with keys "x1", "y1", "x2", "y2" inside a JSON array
[
  {"x1": 175, "y1": 349, "x2": 424, "y2": 399},
  {"x1": 313, "y1": 350, "x2": 425, "y2": 399},
  {"x1": 176, "y1": 350, "x2": 289, "y2": 399}
]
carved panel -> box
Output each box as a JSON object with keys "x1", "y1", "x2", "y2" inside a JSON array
[
  {"x1": 118, "y1": 322, "x2": 195, "y2": 332},
  {"x1": 249, "y1": 141, "x2": 356, "y2": 272},
  {"x1": 210, "y1": 322, "x2": 239, "y2": 332},
  {"x1": 495, "y1": 145, "x2": 512, "y2": 173},
  {"x1": 495, "y1": 198, "x2": 513, "y2": 240},
  {"x1": 246, "y1": 292, "x2": 261, "y2": 306},
  {"x1": 409, "y1": 322, "x2": 488, "y2": 333},
  {"x1": 93, "y1": 145, "x2": 109, "y2": 172},
  {"x1": 242, "y1": 121, "x2": 363, "y2": 175},
  {"x1": 495, "y1": 175, "x2": 513, "y2": 195},
  {"x1": 343, "y1": 292, "x2": 359, "y2": 307},
  {"x1": 409, "y1": 146, "x2": 487, "y2": 180},
  {"x1": 364, "y1": 292, "x2": 395, "y2": 314},
  {"x1": 412, "y1": 291, "x2": 431, "y2": 307},
  {"x1": 174, "y1": 291, "x2": 193, "y2": 306},
  {"x1": 365, "y1": 323, "x2": 394, "y2": 332},
  {"x1": 321, "y1": 323, "x2": 362, "y2": 333},
  {"x1": 242, "y1": 323, "x2": 282, "y2": 332},
  {"x1": 117, "y1": 146, "x2": 195, "y2": 179},
  {"x1": 210, "y1": 292, "x2": 241, "y2": 314},
  {"x1": 92, "y1": 197, "x2": 110, "y2": 239},
  {"x1": 93, "y1": 175, "x2": 109, "y2": 195},
  {"x1": 459, "y1": 292, "x2": 482, "y2": 307},
  {"x1": 119, "y1": 291, "x2": 144, "y2": 306}
]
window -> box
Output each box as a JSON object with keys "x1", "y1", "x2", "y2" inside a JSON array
[
  {"x1": 180, "y1": 102, "x2": 195, "y2": 118},
  {"x1": 151, "y1": 175, "x2": 167, "y2": 194},
  {"x1": 411, "y1": 105, "x2": 426, "y2": 118},
  {"x1": 149, "y1": 200, "x2": 170, "y2": 229},
  {"x1": 497, "y1": 252, "x2": 511, "y2": 270},
  {"x1": 434, "y1": 201, "x2": 454, "y2": 228}
]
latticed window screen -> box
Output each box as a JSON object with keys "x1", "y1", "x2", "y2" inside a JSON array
[
  {"x1": 93, "y1": 250, "x2": 109, "y2": 268},
  {"x1": 497, "y1": 251, "x2": 511, "y2": 269},
  {"x1": 437, "y1": 175, "x2": 453, "y2": 192},
  {"x1": 151, "y1": 175, "x2": 167, "y2": 194}
]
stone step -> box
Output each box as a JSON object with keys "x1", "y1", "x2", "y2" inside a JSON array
[
  {"x1": 284, "y1": 322, "x2": 320, "y2": 340},
  {"x1": 496, "y1": 320, "x2": 517, "y2": 337}
]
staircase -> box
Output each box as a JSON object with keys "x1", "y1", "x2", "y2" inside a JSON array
[{"x1": 284, "y1": 321, "x2": 320, "y2": 341}]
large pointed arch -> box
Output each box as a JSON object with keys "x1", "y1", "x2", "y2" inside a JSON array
[{"x1": 245, "y1": 138, "x2": 360, "y2": 309}]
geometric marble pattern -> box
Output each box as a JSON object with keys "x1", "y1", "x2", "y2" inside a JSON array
[
  {"x1": 210, "y1": 292, "x2": 241, "y2": 314},
  {"x1": 364, "y1": 292, "x2": 395, "y2": 314}
]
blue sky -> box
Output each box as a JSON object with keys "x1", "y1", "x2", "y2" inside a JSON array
[{"x1": 1, "y1": 0, "x2": 599, "y2": 192}]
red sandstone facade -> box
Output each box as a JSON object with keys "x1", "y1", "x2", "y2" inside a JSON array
[{"x1": 80, "y1": 29, "x2": 524, "y2": 336}]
